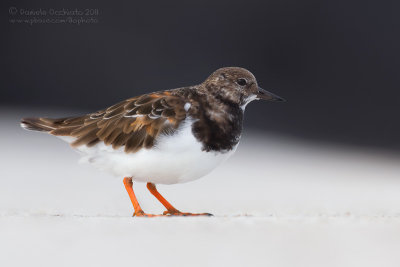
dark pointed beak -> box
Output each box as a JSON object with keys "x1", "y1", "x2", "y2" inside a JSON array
[{"x1": 256, "y1": 87, "x2": 286, "y2": 102}]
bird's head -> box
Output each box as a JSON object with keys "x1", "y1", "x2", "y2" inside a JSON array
[{"x1": 201, "y1": 67, "x2": 285, "y2": 108}]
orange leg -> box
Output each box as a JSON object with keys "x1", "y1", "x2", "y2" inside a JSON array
[
  {"x1": 123, "y1": 177, "x2": 161, "y2": 217},
  {"x1": 146, "y1": 183, "x2": 212, "y2": 216}
]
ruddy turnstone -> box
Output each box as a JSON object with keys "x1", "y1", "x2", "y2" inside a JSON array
[{"x1": 21, "y1": 67, "x2": 285, "y2": 217}]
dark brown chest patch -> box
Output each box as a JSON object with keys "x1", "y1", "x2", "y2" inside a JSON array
[{"x1": 184, "y1": 90, "x2": 243, "y2": 152}]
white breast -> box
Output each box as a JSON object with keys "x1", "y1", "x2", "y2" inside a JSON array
[{"x1": 69, "y1": 120, "x2": 237, "y2": 184}]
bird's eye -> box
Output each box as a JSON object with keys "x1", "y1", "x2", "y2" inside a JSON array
[{"x1": 237, "y1": 78, "x2": 247, "y2": 86}]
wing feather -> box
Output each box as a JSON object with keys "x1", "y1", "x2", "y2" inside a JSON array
[{"x1": 49, "y1": 92, "x2": 188, "y2": 153}]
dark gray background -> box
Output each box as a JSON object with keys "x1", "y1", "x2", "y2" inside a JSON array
[{"x1": 2, "y1": 0, "x2": 399, "y2": 150}]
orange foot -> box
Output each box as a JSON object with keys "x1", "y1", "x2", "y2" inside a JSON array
[
  {"x1": 124, "y1": 178, "x2": 213, "y2": 218},
  {"x1": 146, "y1": 183, "x2": 213, "y2": 217},
  {"x1": 133, "y1": 210, "x2": 164, "y2": 217},
  {"x1": 163, "y1": 208, "x2": 213, "y2": 216}
]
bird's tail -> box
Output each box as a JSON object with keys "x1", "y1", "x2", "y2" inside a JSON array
[{"x1": 20, "y1": 117, "x2": 64, "y2": 133}]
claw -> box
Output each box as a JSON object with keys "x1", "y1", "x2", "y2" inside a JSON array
[{"x1": 163, "y1": 209, "x2": 213, "y2": 216}]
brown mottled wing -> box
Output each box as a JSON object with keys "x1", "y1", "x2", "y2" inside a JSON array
[{"x1": 49, "y1": 92, "x2": 187, "y2": 153}]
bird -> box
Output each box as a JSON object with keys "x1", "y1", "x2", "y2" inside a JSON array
[{"x1": 21, "y1": 67, "x2": 285, "y2": 217}]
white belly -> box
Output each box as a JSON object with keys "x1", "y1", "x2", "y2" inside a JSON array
[{"x1": 71, "y1": 121, "x2": 237, "y2": 184}]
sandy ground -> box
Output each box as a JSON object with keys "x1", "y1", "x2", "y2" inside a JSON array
[{"x1": 1, "y1": 108, "x2": 400, "y2": 267}]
